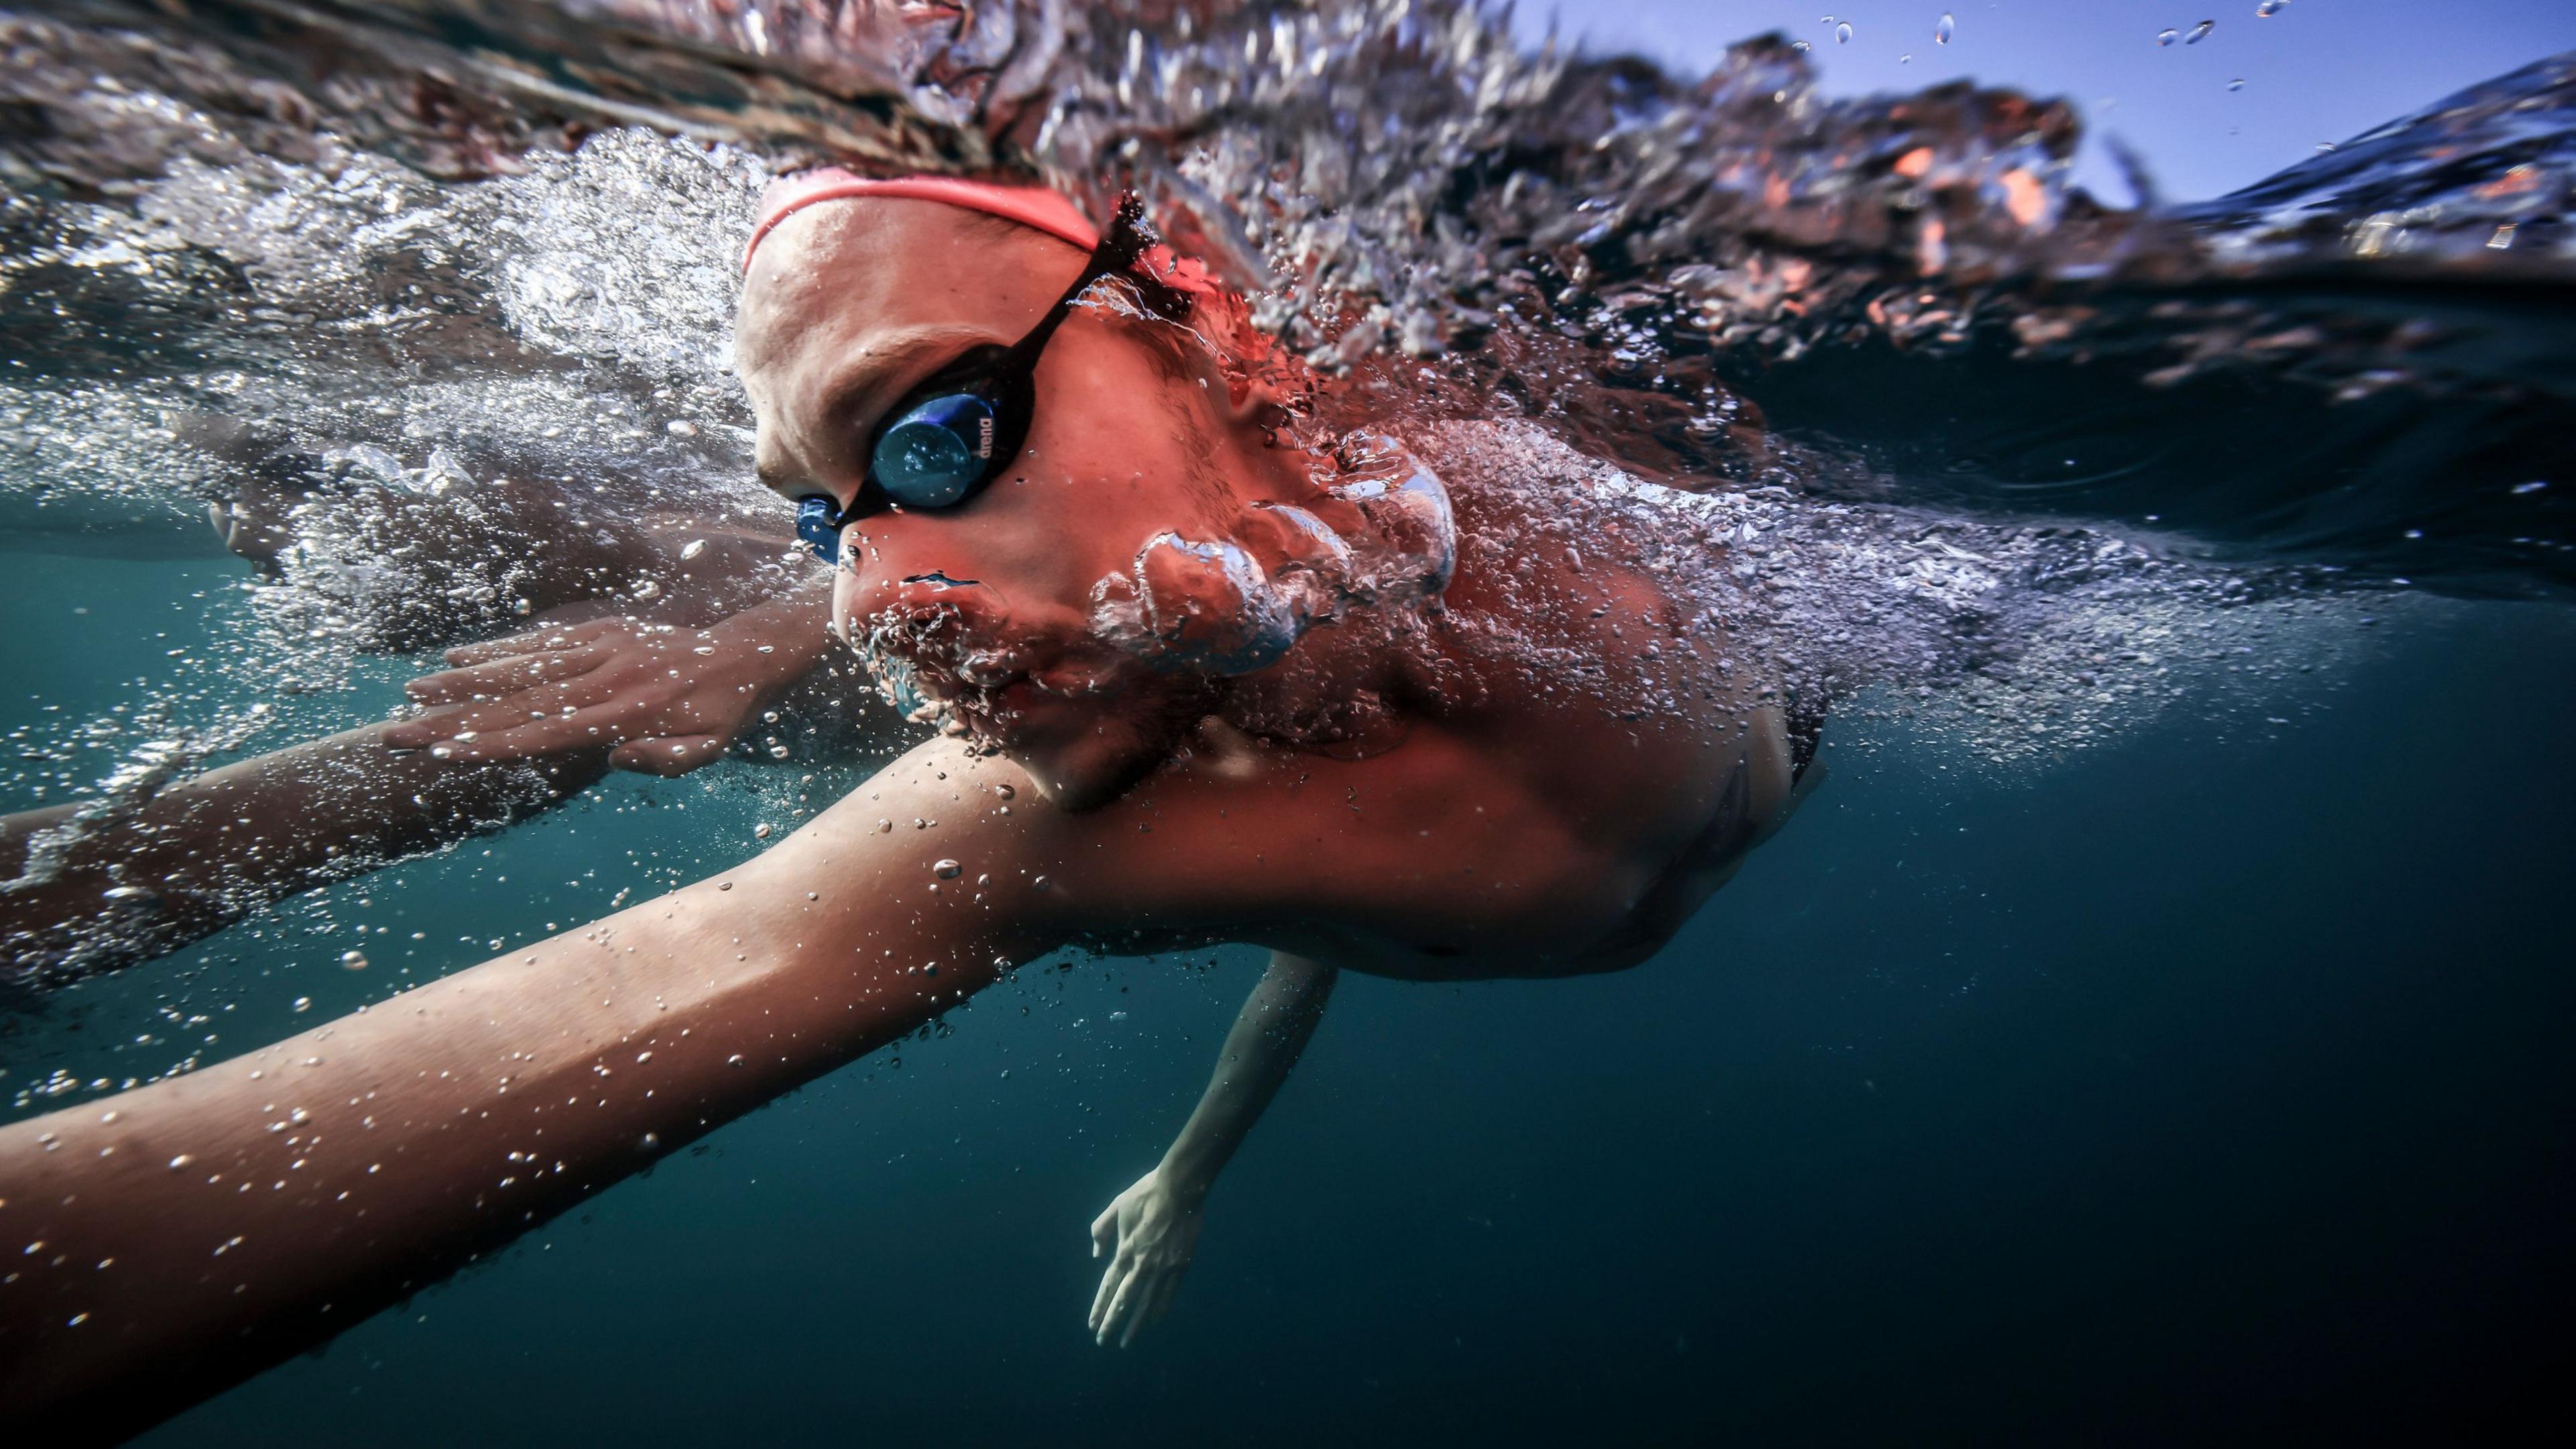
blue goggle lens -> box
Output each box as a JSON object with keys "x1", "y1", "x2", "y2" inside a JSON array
[
  {"x1": 796, "y1": 494, "x2": 842, "y2": 561},
  {"x1": 871, "y1": 392, "x2": 996, "y2": 509}
]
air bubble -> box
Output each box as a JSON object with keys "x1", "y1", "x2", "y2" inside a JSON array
[
  {"x1": 1835, "y1": 21, "x2": 1852, "y2": 44},
  {"x1": 341, "y1": 950, "x2": 368, "y2": 971},
  {"x1": 2156, "y1": 29, "x2": 2178, "y2": 47},
  {"x1": 1935, "y1": 13, "x2": 1954, "y2": 45},
  {"x1": 2185, "y1": 20, "x2": 2214, "y2": 44}
]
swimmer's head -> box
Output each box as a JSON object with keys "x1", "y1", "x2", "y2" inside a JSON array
[{"x1": 737, "y1": 175, "x2": 1442, "y2": 810}]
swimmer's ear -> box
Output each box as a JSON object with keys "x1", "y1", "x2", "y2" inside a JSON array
[{"x1": 1212, "y1": 366, "x2": 1307, "y2": 441}]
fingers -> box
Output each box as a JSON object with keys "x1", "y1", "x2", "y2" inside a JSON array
[
  {"x1": 378, "y1": 707, "x2": 471, "y2": 753},
  {"x1": 403, "y1": 710, "x2": 633, "y2": 765},
  {"x1": 382, "y1": 710, "x2": 478, "y2": 751},
  {"x1": 1120, "y1": 1275, "x2": 1171, "y2": 1348},
  {"x1": 1141, "y1": 1270, "x2": 1183, "y2": 1328},
  {"x1": 405, "y1": 646, "x2": 606, "y2": 705},
  {"x1": 439, "y1": 618, "x2": 624, "y2": 667},
  {"x1": 1091, "y1": 1205, "x2": 1118, "y2": 1259},
  {"x1": 1089, "y1": 1250, "x2": 1129, "y2": 1336},
  {"x1": 608, "y1": 735, "x2": 727, "y2": 776},
  {"x1": 384, "y1": 689, "x2": 608, "y2": 751},
  {"x1": 1099, "y1": 1265, "x2": 1146, "y2": 1346}
]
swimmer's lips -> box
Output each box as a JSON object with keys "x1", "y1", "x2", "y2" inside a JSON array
[
  {"x1": 939, "y1": 659, "x2": 1128, "y2": 731},
  {"x1": 857, "y1": 572, "x2": 1152, "y2": 743},
  {"x1": 867, "y1": 632, "x2": 1124, "y2": 743}
]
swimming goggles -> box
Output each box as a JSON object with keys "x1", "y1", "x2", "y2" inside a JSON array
[{"x1": 795, "y1": 193, "x2": 1180, "y2": 562}]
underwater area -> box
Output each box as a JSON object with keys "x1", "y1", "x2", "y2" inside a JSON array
[{"x1": 3, "y1": 1, "x2": 2574, "y2": 1441}]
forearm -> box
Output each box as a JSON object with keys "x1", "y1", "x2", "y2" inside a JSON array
[
  {"x1": 1159, "y1": 953, "x2": 1337, "y2": 1196},
  {"x1": 0, "y1": 723, "x2": 608, "y2": 982},
  {"x1": 0, "y1": 739, "x2": 1051, "y2": 1437},
  {"x1": 700, "y1": 576, "x2": 838, "y2": 679}
]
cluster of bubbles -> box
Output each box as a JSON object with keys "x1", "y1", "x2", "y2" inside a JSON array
[
  {"x1": 1421, "y1": 419, "x2": 2373, "y2": 782},
  {"x1": 0, "y1": 34, "x2": 836, "y2": 983}
]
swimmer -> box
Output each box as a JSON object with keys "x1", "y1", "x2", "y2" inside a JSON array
[{"x1": 0, "y1": 175, "x2": 1807, "y2": 1437}]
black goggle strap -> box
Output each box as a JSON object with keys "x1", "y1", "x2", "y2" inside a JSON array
[
  {"x1": 972, "y1": 194, "x2": 1187, "y2": 483},
  {"x1": 797, "y1": 494, "x2": 843, "y2": 560},
  {"x1": 992, "y1": 192, "x2": 1171, "y2": 377}
]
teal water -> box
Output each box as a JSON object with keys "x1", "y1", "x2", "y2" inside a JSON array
[{"x1": 9, "y1": 544, "x2": 2571, "y2": 1441}]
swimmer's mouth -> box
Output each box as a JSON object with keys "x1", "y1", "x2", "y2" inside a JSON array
[
  {"x1": 874, "y1": 635, "x2": 1132, "y2": 738},
  {"x1": 856, "y1": 614, "x2": 1091, "y2": 736},
  {"x1": 851, "y1": 576, "x2": 1148, "y2": 746},
  {"x1": 926, "y1": 658, "x2": 1116, "y2": 714}
]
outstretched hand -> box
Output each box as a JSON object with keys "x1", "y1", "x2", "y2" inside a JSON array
[
  {"x1": 1088, "y1": 1165, "x2": 1206, "y2": 1348},
  {"x1": 382, "y1": 608, "x2": 823, "y2": 776}
]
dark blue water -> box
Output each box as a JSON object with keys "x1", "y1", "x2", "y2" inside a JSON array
[{"x1": 12, "y1": 547, "x2": 2567, "y2": 1442}]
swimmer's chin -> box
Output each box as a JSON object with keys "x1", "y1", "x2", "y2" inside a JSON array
[
  {"x1": 1012, "y1": 733, "x2": 1168, "y2": 812},
  {"x1": 989, "y1": 684, "x2": 1205, "y2": 813}
]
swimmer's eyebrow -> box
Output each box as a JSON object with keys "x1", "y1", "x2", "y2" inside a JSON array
[{"x1": 805, "y1": 324, "x2": 995, "y2": 450}]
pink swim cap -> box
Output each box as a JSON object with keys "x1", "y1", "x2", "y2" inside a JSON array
[
  {"x1": 741, "y1": 171, "x2": 1301, "y2": 432},
  {"x1": 741, "y1": 170, "x2": 1099, "y2": 272}
]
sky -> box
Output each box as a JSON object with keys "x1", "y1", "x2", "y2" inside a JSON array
[{"x1": 1508, "y1": 1, "x2": 2576, "y2": 204}]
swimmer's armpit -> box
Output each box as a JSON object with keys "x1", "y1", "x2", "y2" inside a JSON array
[{"x1": 383, "y1": 582, "x2": 857, "y2": 775}]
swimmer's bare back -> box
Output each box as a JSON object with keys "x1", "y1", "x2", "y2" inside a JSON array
[{"x1": 0, "y1": 651, "x2": 1786, "y2": 1438}]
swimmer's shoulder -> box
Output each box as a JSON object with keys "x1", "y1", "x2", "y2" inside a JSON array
[{"x1": 1018, "y1": 722, "x2": 1644, "y2": 964}]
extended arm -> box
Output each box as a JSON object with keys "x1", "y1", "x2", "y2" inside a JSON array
[
  {"x1": 1088, "y1": 951, "x2": 1338, "y2": 1346},
  {"x1": 0, "y1": 737, "x2": 1053, "y2": 1440},
  {"x1": 0, "y1": 722, "x2": 608, "y2": 983},
  {"x1": 0, "y1": 583, "x2": 848, "y2": 984}
]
